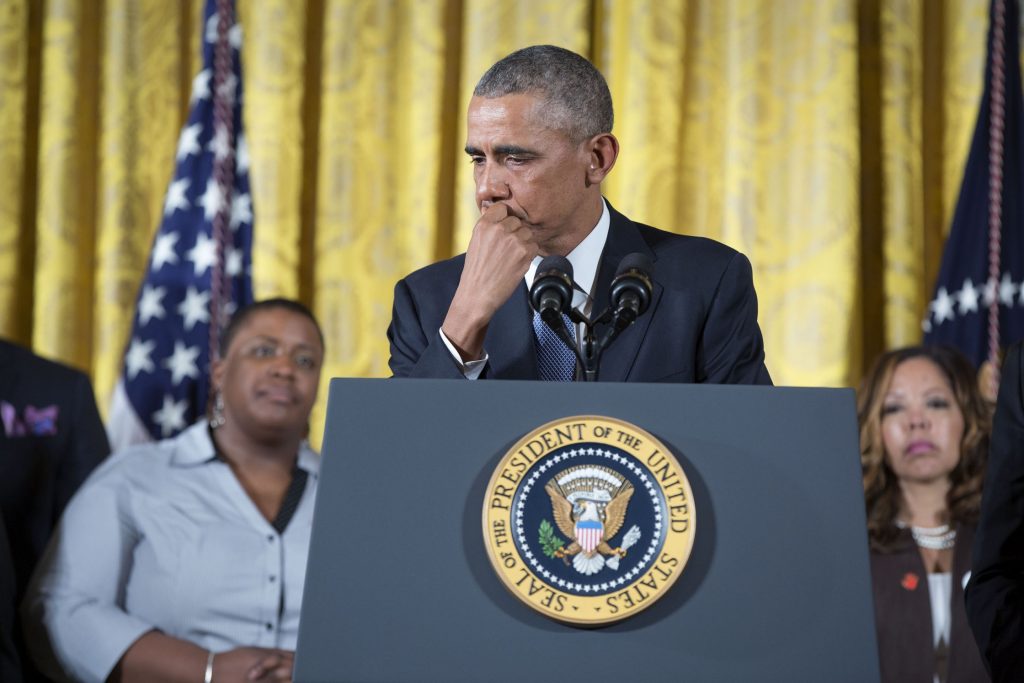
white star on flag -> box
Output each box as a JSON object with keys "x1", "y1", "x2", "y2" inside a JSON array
[
  {"x1": 230, "y1": 193, "x2": 252, "y2": 230},
  {"x1": 236, "y1": 134, "x2": 249, "y2": 173},
  {"x1": 226, "y1": 246, "x2": 243, "y2": 276},
  {"x1": 176, "y1": 123, "x2": 202, "y2": 161},
  {"x1": 178, "y1": 286, "x2": 211, "y2": 330},
  {"x1": 164, "y1": 178, "x2": 191, "y2": 216},
  {"x1": 205, "y1": 13, "x2": 243, "y2": 49},
  {"x1": 125, "y1": 338, "x2": 156, "y2": 379},
  {"x1": 191, "y1": 69, "x2": 211, "y2": 103},
  {"x1": 208, "y1": 124, "x2": 231, "y2": 161},
  {"x1": 151, "y1": 232, "x2": 180, "y2": 270},
  {"x1": 957, "y1": 279, "x2": 979, "y2": 314},
  {"x1": 983, "y1": 278, "x2": 997, "y2": 307},
  {"x1": 186, "y1": 232, "x2": 218, "y2": 276},
  {"x1": 1000, "y1": 273, "x2": 1018, "y2": 305},
  {"x1": 152, "y1": 394, "x2": 189, "y2": 437},
  {"x1": 930, "y1": 287, "x2": 955, "y2": 324},
  {"x1": 216, "y1": 73, "x2": 238, "y2": 103},
  {"x1": 163, "y1": 341, "x2": 201, "y2": 385},
  {"x1": 138, "y1": 285, "x2": 167, "y2": 325},
  {"x1": 199, "y1": 178, "x2": 226, "y2": 222}
]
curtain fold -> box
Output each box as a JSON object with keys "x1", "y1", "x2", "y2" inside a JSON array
[
  {"x1": 0, "y1": 0, "x2": 34, "y2": 339},
  {"x1": 93, "y1": 0, "x2": 194, "y2": 416},
  {"x1": 0, "y1": 0, "x2": 994, "y2": 448}
]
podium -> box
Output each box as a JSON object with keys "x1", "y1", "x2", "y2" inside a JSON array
[{"x1": 295, "y1": 378, "x2": 880, "y2": 682}]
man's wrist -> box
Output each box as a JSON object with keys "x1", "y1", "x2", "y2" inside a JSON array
[
  {"x1": 439, "y1": 327, "x2": 488, "y2": 380},
  {"x1": 441, "y1": 307, "x2": 490, "y2": 362}
]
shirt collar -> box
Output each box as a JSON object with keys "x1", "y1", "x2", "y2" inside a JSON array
[
  {"x1": 169, "y1": 420, "x2": 320, "y2": 475},
  {"x1": 169, "y1": 421, "x2": 218, "y2": 466},
  {"x1": 525, "y1": 199, "x2": 610, "y2": 312}
]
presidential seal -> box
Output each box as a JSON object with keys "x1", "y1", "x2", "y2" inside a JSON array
[{"x1": 482, "y1": 416, "x2": 695, "y2": 626}]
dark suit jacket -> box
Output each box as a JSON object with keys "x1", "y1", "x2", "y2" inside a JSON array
[
  {"x1": 0, "y1": 511, "x2": 22, "y2": 683},
  {"x1": 388, "y1": 203, "x2": 771, "y2": 384},
  {"x1": 0, "y1": 339, "x2": 109, "y2": 681},
  {"x1": 967, "y1": 341, "x2": 1024, "y2": 682},
  {"x1": 872, "y1": 525, "x2": 988, "y2": 683}
]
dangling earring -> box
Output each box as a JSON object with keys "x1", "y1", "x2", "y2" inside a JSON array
[{"x1": 210, "y1": 390, "x2": 226, "y2": 429}]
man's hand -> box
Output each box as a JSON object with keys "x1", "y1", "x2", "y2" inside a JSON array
[{"x1": 442, "y1": 203, "x2": 539, "y2": 360}]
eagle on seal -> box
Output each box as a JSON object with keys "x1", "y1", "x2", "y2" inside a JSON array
[{"x1": 545, "y1": 471, "x2": 634, "y2": 576}]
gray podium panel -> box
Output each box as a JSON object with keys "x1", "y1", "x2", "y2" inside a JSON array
[{"x1": 295, "y1": 379, "x2": 879, "y2": 683}]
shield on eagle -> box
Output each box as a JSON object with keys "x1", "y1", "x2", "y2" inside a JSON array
[{"x1": 575, "y1": 517, "x2": 603, "y2": 554}]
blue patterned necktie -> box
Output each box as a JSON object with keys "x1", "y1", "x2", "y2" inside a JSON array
[{"x1": 532, "y1": 311, "x2": 577, "y2": 381}]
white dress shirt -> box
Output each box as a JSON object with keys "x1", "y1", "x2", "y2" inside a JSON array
[
  {"x1": 23, "y1": 421, "x2": 319, "y2": 683},
  {"x1": 441, "y1": 200, "x2": 611, "y2": 378}
]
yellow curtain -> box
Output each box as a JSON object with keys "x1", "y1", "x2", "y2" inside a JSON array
[{"x1": 0, "y1": 0, "x2": 993, "y2": 448}]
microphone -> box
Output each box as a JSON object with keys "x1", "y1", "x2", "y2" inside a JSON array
[
  {"x1": 609, "y1": 253, "x2": 653, "y2": 327},
  {"x1": 530, "y1": 255, "x2": 575, "y2": 324}
]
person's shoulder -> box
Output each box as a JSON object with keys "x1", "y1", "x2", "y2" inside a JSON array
[
  {"x1": 621, "y1": 220, "x2": 750, "y2": 289},
  {"x1": 0, "y1": 338, "x2": 92, "y2": 385},
  {"x1": 89, "y1": 424, "x2": 200, "y2": 484},
  {"x1": 398, "y1": 253, "x2": 467, "y2": 288},
  {"x1": 633, "y1": 221, "x2": 744, "y2": 263}
]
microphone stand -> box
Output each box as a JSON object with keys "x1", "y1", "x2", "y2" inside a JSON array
[
  {"x1": 562, "y1": 307, "x2": 633, "y2": 382},
  {"x1": 540, "y1": 253, "x2": 652, "y2": 382}
]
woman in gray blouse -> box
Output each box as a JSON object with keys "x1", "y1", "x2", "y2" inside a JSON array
[{"x1": 24, "y1": 298, "x2": 325, "y2": 683}]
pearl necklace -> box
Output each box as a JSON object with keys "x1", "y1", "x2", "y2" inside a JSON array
[{"x1": 896, "y1": 521, "x2": 957, "y2": 550}]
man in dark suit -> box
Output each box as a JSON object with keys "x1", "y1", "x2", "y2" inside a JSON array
[
  {"x1": 966, "y1": 341, "x2": 1024, "y2": 682},
  {"x1": 0, "y1": 338, "x2": 110, "y2": 681},
  {"x1": 388, "y1": 45, "x2": 770, "y2": 384}
]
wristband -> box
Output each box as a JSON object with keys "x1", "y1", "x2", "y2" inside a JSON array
[{"x1": 204, "y1": 651, "x2": 215, "y2": 683}]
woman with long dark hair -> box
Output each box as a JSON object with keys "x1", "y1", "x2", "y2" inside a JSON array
[{"x1": 859, "y1": 345, "x2": 990, "y2": 683}]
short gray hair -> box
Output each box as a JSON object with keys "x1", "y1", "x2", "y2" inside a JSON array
[{"x1": 473, "y1": 45, "x2": 613, "y2": 143}]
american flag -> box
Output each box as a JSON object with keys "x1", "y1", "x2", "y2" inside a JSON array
[
  {"x1": 107, "y1": 0, "x2": 253, "y2": 450},
  {"x1": 922, "y1": 0, "x2": 1024, "y2": 370}
]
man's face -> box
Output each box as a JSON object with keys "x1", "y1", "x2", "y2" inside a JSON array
[{"x1": 465, "y1": 93, "x2": 599, "y2": 256}]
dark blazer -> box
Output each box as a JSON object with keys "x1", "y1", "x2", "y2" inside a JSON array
[
  {"x1": 967, "y1": 341, "x2": 1024, "y2": 682},
  {"x1": 0, "y1": 339, "x2": 109, "y2": 682},
  {"x1": 872, "y1": 525, "x2": 988, "y2": 682},
  {"x1": 388, "y1": 203, "x2": 772, "y2": 384},
  {"x1": 0, "y1": 511, "x2": 22, "y2": 683}
]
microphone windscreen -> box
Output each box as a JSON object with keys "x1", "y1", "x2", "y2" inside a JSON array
[
  {"x1": 615, "y1": 252, "x2": 653, "y2": 277},
  {"x1": 538, "y1": 255, "x2": 573, "y2": 281}
]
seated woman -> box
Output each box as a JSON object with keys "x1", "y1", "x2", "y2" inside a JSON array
[
  {"x1": 24, "y1": 298, "x2": 325, "y2": 683},
  {"x1": 859, "y1": 345, "x2": 990, "y2": 683}
]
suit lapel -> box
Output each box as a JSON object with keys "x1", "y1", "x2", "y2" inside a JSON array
[
  {"x1": 486, "y1": 282, "x2": 540, "y2": 379},
  {"x1": 591, "y1": 205, "x2": 663, "y2": 382}
]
